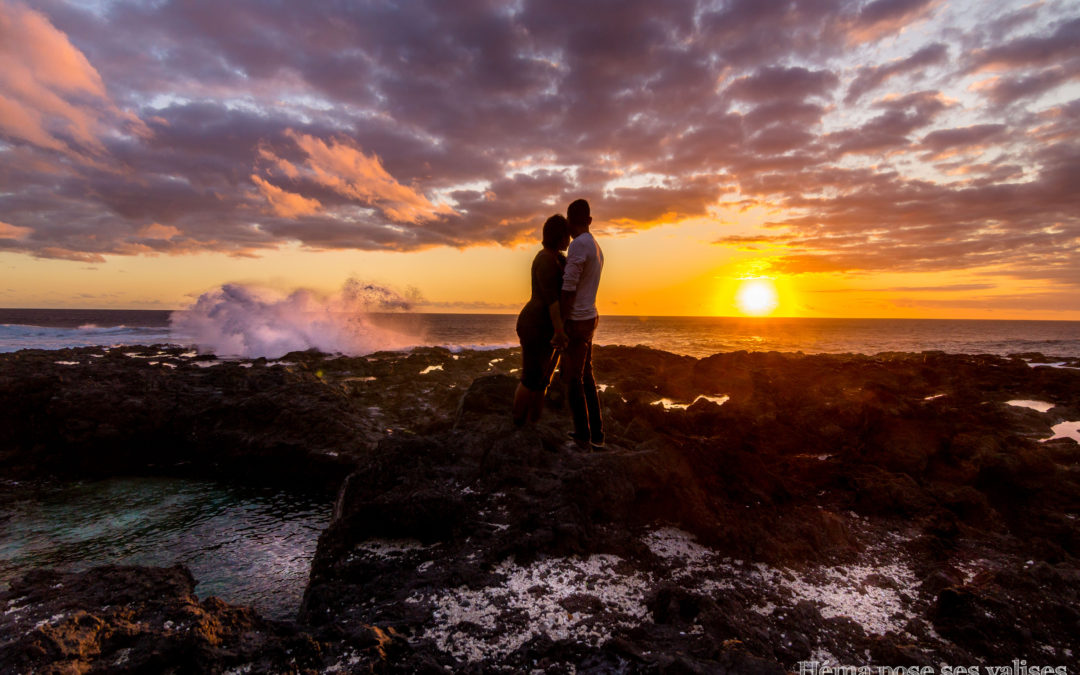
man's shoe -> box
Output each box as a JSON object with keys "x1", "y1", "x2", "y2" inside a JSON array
[
  {"x1": 566, "y1": 431, "x2": 591, "y2": 449},
  {"x1": 590, "y1": 434, "x2": 605, "y2": 448}
]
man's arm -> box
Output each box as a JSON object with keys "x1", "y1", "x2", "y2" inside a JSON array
[
  {"x1": 559, "y1": 289, "x2": 576, "y2": 321},
  {"x1": 561, "y1": 240, "x2": 584, "y2": 320}
]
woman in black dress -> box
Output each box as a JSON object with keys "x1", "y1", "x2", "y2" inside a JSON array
[{"x1": 512, "y1": 214, "x2": 571, "y2": 425}]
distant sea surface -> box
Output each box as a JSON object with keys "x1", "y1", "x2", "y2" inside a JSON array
[{"x1": 1, "y1": 308, "x2": 1078, "y2": 358}]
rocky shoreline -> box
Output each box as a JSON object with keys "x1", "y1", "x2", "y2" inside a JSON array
[{"x1": 1, "y1": 345, "x2": 1079, "y2": 673}]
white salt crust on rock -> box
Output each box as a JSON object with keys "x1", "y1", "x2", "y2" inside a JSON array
[{"x1": 403, "y1": 525, "x2": 924, "y2": 664}]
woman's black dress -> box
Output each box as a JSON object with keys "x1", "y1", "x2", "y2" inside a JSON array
[{"x1": 515, "y1": 249, "x2": 565, "y2": 391}]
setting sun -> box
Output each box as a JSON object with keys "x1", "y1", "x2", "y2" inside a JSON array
[{"x1": 736, "y1": 278, "x2": 779, "y2": 316}]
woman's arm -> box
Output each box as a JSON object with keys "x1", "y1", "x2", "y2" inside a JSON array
[
  {"x1": 537, "y1": 251, "x2": 568, "y2": 348},
  {"x1": 548, "y1": 300, "x2": 567, "y2": 349}
]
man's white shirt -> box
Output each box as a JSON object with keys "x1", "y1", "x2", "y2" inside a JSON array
[{"x1": 562, "y1": 231, "x2": 603, "y2": 320}]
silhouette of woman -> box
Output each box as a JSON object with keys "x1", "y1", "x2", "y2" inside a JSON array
[{"x1": 512, "y1": 214, "x2": 570, "y2": 425}]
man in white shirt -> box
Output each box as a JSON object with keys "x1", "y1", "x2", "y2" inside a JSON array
[{"x1": 560, "y1": 198, "x2": 605, "y2": 448}]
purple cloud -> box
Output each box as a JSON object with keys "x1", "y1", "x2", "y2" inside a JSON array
[
  {"x1": 845, "y1": 43, "x2": 950, "y2": 103},
  {"x1": 0, "y1": 0, "x2": 1075, "y2": 290}
]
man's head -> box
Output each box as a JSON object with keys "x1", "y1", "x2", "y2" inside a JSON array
[{"x1": 566, "y1": 199, "x2": 591, "y2": 236}]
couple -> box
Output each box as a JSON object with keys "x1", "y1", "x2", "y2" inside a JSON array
[{"x1": 513, "y1": 198, "x2": 605, "y2": 450}]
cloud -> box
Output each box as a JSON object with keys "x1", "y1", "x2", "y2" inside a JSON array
[
  {"x1": 264, "y1": 131, "x2": 454, "y2": 224},
  {"x1": 968, "y1": 15, "x2": 1080, "y2": 73},
  {"x1": 0, "y1": 220, "x2": 30, "y2": 239},
  {"x1": 845, "y1": 43, "x2": 949, "y2": 104},
  {"x1": 0, "y1": 1, "x2": 141, "y2": 156},
  {"x1": 888, "y1": 290, "x2": 1080, "y2": 312},
  {"x1": 810, "y1": 283, "x2": 998, "y2": 293},
  {"x1": 972, "y1": 66, "x2": 1080, "y2": 105},
  {"x1": 919, "y1": 123, "x2": 1007, "y2": 160},
  {"x1": 843, "y1": 0, "x2": 943, "y2": 44},
  {"x1": 251, "y1": 174, "x2": 322, "y2": 218},
  {"x1": 35, "y1": 247, "x2": 106, "y2": 263},
  {"x1": 137, "y1": 223, "x2": 181, "y2": 240},
  {"x1": 829, "y1": 91, "x2": 952, "y2": 156},
  {"x1": 421, "y1": 299, "x2": 520, "y2": 311},
  {"x1": 0, "y1": 0, "x2": 1074, "y2": 292},
  {"x1": 725, "y1": 66, "x2": 840, "y2": 103}
]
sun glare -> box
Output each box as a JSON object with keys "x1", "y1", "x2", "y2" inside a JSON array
[{"x1": 735, "y1": 278, "x2": 779, "y2": 316}]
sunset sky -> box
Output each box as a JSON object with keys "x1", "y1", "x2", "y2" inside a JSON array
[{"x1": 1, "y1": 0, "x2": 1078, "y2": 319}]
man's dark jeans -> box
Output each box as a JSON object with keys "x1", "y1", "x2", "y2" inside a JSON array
[{"x1": 562, "y1": 316, "x2": 603, "y2": 443}]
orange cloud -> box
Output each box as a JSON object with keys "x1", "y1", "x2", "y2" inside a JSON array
[
  {"x1": 843, "y1": 0, "x2": 942, "y2": 45},
  {"x1": 0, "y1": 220, "x2": 31, "y2": 239},
  {"x1": 35, "y1": 247, "x2": 106, "y2": 263},
  {"x1": 0, "y1": 1, "x2": 143, "y2": 155},
  {"x1": 251, "y1": 174, "x2": 322, "y2": 217},
  {"x1": 257, "y1": 145, "x2": 300, "y2": 179},
  {"x1": 281, "y1": 130, "x2": 455, "y2": 223},
  {"x1": 137, "y1": 223, "x2": 182, "y2": 240}
]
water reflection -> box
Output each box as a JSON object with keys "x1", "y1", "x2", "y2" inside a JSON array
[{"x1": 0, "y1": 477, "x2": 331, "y2": 620}]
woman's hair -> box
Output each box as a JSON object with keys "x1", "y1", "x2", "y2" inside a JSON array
[{"x1": 542, "y1": 214, "x2": 569, "y2": 249}]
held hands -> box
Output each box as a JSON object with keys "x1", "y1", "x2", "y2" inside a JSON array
[{"x1": 551, "y1": 329, "x2": 569, "y2": 350}]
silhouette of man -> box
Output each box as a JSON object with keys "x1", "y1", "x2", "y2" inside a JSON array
[{"x1": 560, "y1": 198, "x2": 604, "y2": 448}]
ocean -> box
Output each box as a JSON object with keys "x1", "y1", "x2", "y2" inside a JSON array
[{"x1": 0, "y1": 308, "x2": 1078, "y2": 358}]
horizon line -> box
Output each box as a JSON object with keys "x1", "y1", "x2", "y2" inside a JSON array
[{"x1": 2, "y1": 307, "x2": 1078, "y2": 323}]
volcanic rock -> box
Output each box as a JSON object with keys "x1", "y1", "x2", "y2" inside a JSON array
[{"x1": 2, "y1": 345, "x2": 1079, "y2": 672}]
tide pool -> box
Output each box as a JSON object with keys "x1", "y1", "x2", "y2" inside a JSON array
[{"x1": 0, "y1": 477, "x2": 331, "y2": 620}]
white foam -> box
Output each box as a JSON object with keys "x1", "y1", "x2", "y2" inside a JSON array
[
  {"x1": 1026, "y1": 362, "x2": 1080, "y2": 370},
  {"x1": 192, "y1": 361, "x2": 221, "y2": 368},
  {"x1": 1007, "y1": 400, "x2": 1054, "y2": 413},
  {"x1": 924, "y1": 394, "x2": 946, "y2": 400},
  {"x1": 350, "y1": 539, "x2": 433, "y2": 561},
  {"x1": 651, "y1": 394, "x2": 730, "y2": 410},
  {"x1": 0, "y1": 324, "x2": 176, "y2": 353},
  {"x1": 53, "y1": 361, "x2": 79, "y2": 365},
  {"x1": 445, "y1": 343, "x2": 516, "y2": 353},
  {"x1": 419, "y1": 365, "x2": 443, "y2": 374},
  {"x1": 169, "y1": 280, "x2": 420, "y2": 359}
]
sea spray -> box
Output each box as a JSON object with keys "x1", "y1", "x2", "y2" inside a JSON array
[{"x1": 170, "y1": 280, "x2": 422, "y2": 358}]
